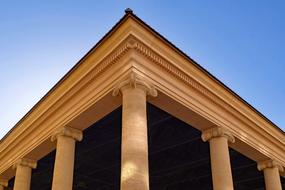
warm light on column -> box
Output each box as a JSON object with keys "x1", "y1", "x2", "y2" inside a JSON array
[
  {"x1": 13, "y1": 158, "x2": 37, "y2": 190},
  {"x1": 113, "y1": 73, "x2": 157, "y2": 190},
  {"x1": 257, "y1": 160, "x2": 283, "y2": 190},
  {"x1": 51, "y1": 126, "x2": 83, "y2": 190},
  {"x1": 202, "y1": 126, "x2": 235, "y2": 190}
]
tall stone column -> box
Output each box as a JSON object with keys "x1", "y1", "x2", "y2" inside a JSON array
[
  {"x1": 51, "y1": 127, "x2": 83, "y2": 190},
  {"x1": 113, "y1": 73, "x2": 157, "y2": 190},
  {"x1": 257, "y1": 160, "x2": 283, "y2": 190},
  {"x1": 13, "y1": 158, "x2": 37, "y2": 190},
  {"x1": 202, "y1": 126, "x2": 235, "y2": 190},
  {"x1": 0, "y1": 179, "x2": 8, "y2": 190}
]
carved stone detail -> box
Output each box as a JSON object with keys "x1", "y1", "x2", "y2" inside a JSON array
[
  {"x1": 257, "y1": 160, "x2": 284, "y2": 172},
  {"x1": 88, "y1": 35, "x2": 239, "y2": 120},
  {"x1": 201, "y1": 126, "x2": 235, "y2": 143},
  {"x1": 51, "y1": 126, "x2": 83, "y2": 142},
  {"x1": 101, "y1": 36, "x2": 238, "y2": 120},
  {"x1": 0, "y1": 179, "x2": 8, "y2": 187},
  {"x1": 112, "y1": 73, "x2": 157, "y2": 97},
  {"x1": 91, "y1": 43, "x2": 131, "y2": 78},
  {"x1": 12, "y1": 158, "x2": 37, "y2": 170}
]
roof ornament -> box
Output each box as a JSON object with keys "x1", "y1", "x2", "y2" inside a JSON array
[{"x1": 125, "y1": 8, "x2": 133, "y2": 14}]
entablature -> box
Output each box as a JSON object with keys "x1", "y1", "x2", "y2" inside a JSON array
[{"x1": 0, "y1": 13, "x2": 284, "y2": 180}]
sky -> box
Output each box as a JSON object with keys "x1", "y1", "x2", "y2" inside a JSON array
[{"x1": 0, "y1": 1, "x2": 284, "y2": 139}]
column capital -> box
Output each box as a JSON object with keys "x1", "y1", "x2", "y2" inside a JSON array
[
  {"x1": 12, "y1": 158, "x2": 37, "y2": 170},
  {"x1": 51, "y1": 126, "x2": 83, "y2": 142},
  {"x1": 112, "y1": 73, "x2": 157, "y2": 97},
  {"x1": 201, "y1": 126, "x2": 235, "y2": 143},
  {"x1": 257, "y1": 160, "x2": 284, "y2": 172},
  {"x1": 0, "y1": 179, "x2": 8, "y2": 187}
]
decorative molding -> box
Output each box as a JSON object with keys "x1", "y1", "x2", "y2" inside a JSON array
[
  {"x1": 12, "y1": 158, "x2": 37, "y2": 170},
  {"x1": 91, "y1": 35, "x2": 202, "y2": 99},
  {"x1": 133, "y1": 39, "x2": 209, "y2": 96},
  {"x1": 0, "y1": 26, "x2": 284, "y2": 181},
  {"x1": 201, "y1": 126, "x2": 235, "y2": 143},
  {"x1": 257, "y1": 160, "x2": 284, "y2": 172},
  {"x1": 0, "y1": 179, "x2": 8, "y2": 187},
  {"x1": 112, "y1": 72, "x2": 157, "y2": 97},
  {"x1": 51, "y1": 126, "x2": 83, "y2": 142},
  {"x1": 90, "y1": 41, "x2": 131, "y2": 79}
]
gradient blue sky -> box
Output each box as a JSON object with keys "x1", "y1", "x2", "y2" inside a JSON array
[{"x1": 1, "y1": 1, "x2": 284, "y2": 138}]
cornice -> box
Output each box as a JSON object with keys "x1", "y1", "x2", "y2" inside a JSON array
[
  {"x1": 0, "y1": 38, "x2": 131, "y2": 151},
  {"x1": 124, "y1": 35, "x2": 285, "y2": 166},
  {"x1": 0, "y1": 32, "x2": 284, "y2": 177},
  {"x1": 90, "y1": 40, "x2": 131, "y2": 79},
  {"x1": 132, "y1": 37, "x2": 281, "y2": 139}
]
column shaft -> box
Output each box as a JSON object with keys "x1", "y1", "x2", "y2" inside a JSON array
[
  {"x1": 257, "y1": 160, "x2": 283, "y2": 190},
  {"x1": 209, "y1": 137, "x2": 234, "y2": 190},
  {"x1": 121, "y1": 87, "x2": 149, "y2": 190},
  {"x1": 52, "y1": 135, "x2": 76, "y2": 190},
  {"x1": 14, "y1": 165, "x2": 32, "y2": 190},
  {"x1": 264, "y1": 167, "x2": 282, "y2": 190}
]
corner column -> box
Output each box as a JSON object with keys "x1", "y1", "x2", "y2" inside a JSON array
[
  {"x1": 13, "y1": 158, "x2": 37, "y2": 190},
  {"x1": 51, "y1": 127, "x2": 83, "y2": 190},
  {"x1": 257, "y1": 160, "x2": 283, "y2": 190},
  {"x1": 0, "y1": 179, "x2": 8, "y2": 190},
  {"x1": 113, "y1": 73, "x2": 157, "y2": 190},
  {"x1": 202, "y1": 127, "x2": 235, "y2": 190}
]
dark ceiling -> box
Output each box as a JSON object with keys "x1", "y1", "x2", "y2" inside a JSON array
[{"x1": 6, "y1": 103, "x2": 285, "y2": 190}]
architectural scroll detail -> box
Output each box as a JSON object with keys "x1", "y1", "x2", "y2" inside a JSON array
[
  {"x1": 12, "y1": 158, "x2": 37, "y2": 170},
  {"x1": 0, "y1": 179, "x2": 8, "y2": 187},
  {"x1": 112, "y1": 73, "x2": 157, "y2": 97},
  {"x1": 51, "y1": 126, "x2": 83, "y2": 142},
  {"x1": 257, "y1": 160, "x2": 284, "y2": 172},
  {"x1": 89, "y1": 35, "x2": 241, "y2": 121},
  {"x1": 201, "y1": 126, "x2": 235, "y2": 143}
]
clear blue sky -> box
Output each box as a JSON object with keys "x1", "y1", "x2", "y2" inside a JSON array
[{"x1": 0, "y1": 1, "x2": 284, "y2": 138}]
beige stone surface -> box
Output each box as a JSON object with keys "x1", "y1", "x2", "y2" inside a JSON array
[
  {"x1": 258, "y1": 160, "x2": 283, "y2": 190},
  {"x1": 114, "y1": 73, "x2": 157, "y2": 190},
  {"x1": 0, "y1": 179, "x2": 8, "y2": 190},
  {"x1": 202, "y1": 127, "x2": 235, "y2": 190},
  {"x1": 0, "y1": 11, "x2": 284, "y2": 189},
  {"x1": 264, "y1": 168, "x2": 282, "y2": 190},
  {"x1": 13, "y1": 158, "x2": 37, "y2": 190},
  {"x1": 51, "y1": 127, "x2": 82, "y2": 190}
]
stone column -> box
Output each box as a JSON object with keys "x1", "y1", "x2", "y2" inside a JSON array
[
  {"x1": 257, "y1": 160, "x2": 283, "y2": 190},
  {"x1": 13, "y1": 158, "x2": 37, "y2": 190},
  {"x1": 51, "y1": 126, "x2": 83, "y2": 190},
  {"x1": 0, "y1": 179, "x2": 8, "y2": 190},
  {"x1": 202, "y1": 127, "x2": 235, "y2": 190},
  {"x1": 113, "y1": 73, "x2": 157, "y2": 190}
]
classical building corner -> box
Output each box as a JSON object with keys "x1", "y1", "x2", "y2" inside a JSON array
[{"x1": 0, "y1": 9, "x2": 284, "y2": 190}]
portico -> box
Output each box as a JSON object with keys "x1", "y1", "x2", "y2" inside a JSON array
[{"x1": 0, "y1": 9, "x2": 284, "y2": 190}]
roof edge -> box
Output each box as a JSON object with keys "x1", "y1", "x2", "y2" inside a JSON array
[{"x1": 1, "y1": 8, "x2": 283, "y2": 143}]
